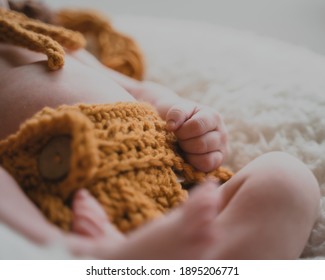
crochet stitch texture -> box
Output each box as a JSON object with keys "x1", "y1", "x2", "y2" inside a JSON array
[
  {"x1": 0, "y1": 103, "x2": 233, "y2": 232},
  {"x1": 0, "y1": 7, "x2": 85, "y2": 70}
]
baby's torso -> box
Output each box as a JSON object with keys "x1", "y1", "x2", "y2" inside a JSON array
[{"x1": 0, "y1": 44, "x2": 135, "y2": 139}]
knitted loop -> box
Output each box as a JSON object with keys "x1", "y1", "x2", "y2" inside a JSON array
[{"x1": 0, "y1": 7, "x2": 85, "y2": 70}]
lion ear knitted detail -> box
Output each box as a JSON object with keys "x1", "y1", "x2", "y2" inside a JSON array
[
  {"x1": 0, "y1": 7, "x2": 85, "y2": 70},
  {"x1": 55, "y1": 9, "x2": 145, "y2": 80}
]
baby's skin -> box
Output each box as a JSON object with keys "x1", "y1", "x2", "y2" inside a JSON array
[{"x1": 0, "y1": 43, "x2": 320, "y2": 259}]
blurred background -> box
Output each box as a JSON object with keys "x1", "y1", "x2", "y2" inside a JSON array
[{"x1": 44, "y1": 0, "x2": 325, "y2": 55}]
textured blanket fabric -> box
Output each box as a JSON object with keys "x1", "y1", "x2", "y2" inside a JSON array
[
  {"x1": 114, "y1": 16, "x2": 325, "y2": 259},
  {"x1": 1, "y1": 16, "x2": 325, "y2": 259}
]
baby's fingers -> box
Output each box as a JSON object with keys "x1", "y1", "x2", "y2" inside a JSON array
[
  {"x1": 175, "y1": 109, "x2": 222, "y2": 140},
  {"x1": 179, "y1": 131, "x2": 222, "y2": 154},
  {"x1": 186, "y1": 152, "x2": 224, "y2": 173},
  {"x1": 166, "y1": 102, "x2": 197, "y2": 131}
]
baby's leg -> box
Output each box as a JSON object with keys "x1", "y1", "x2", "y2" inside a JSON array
[
  {"x1": 72, "y1": 151, "x2": 320, "y2": 259},
  {"x1": 0, "y1": 164, "x2": 217, "y2": 259},
  {"x1": 53, "y1": 182, "x2": 220, "y2": 259},
  {"x1": 2, "y1": 151, "x2": 318, "y2": 259},
  {"x1": 84, "y1": 182, "x2": 220, "y2": 259},
  {"x1": 204, "y1": 151, "x2": 320, "y2": 259}
]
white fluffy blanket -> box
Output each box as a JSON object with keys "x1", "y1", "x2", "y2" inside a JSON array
[
  {"x1": 1, "y1": 15, "x2": 325, "y2": 259},
  {"x1": 114, "y1": 16, "x2": 325, "y2": 259}
]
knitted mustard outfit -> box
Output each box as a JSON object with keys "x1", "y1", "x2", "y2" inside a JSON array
[
  {"x1": 0, "y1": 103, "x2": 232, "y2": 232},
  {"x1": 6, "y1": 0, "x2": 145, "y2": 79},
  {"x1": 0, "y1": 5, "x2": 233, "y2": 232}
]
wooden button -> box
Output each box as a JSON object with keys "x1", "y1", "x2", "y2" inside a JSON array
[{"x1": 38, "y1": 136, "x2": 71, "y2": 181}]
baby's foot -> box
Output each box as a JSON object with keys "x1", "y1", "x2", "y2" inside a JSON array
[
  {"x1": 71, "y1": 189, "x2": 124, "y2": 242},
  {"x1": 95, "y1": 181, "x2": 220, "y2": 259}
]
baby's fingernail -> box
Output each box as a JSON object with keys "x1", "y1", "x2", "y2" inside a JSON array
[
  {"x1": 167, "y1": 120, "x2": 176, "y2": 130},
  {"x1": 76, "y1": 189, "x2": 89, "y2": 198}
]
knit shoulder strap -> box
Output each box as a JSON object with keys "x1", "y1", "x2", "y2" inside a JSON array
[{"x1": 0, "y1": 7, "x2": 85, "y2": 70}]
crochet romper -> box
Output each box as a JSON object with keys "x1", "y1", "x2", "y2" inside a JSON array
[{"x1": 0, "y1": 6, "x2": 233, "y2": 232}]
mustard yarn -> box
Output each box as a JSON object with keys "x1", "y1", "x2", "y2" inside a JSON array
[
  {"x1": 0, "y1": 103, "x2": 233, "y2": 232},
  {"x1": 6, "y1": 1, "x2": 145, "y2": 79},
  {"x1": 55, "y1": 9, "x2": 145, "y2": 80},
  {"x1": 0, "y1": 7, "x2": 85, "y2": 70}
]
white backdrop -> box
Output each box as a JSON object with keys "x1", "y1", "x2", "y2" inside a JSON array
[{"x1": 43, "y1": 0, "x2": 325, "y2": 55}]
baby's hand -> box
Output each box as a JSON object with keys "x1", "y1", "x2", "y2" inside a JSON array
[{"x1": 166, "y1": 100, "x2": 228, "y2": 172}]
